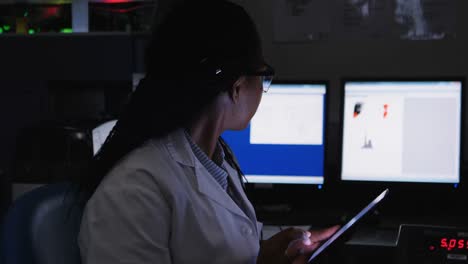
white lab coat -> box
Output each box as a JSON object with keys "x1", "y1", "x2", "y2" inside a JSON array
[{"x1": 78, "y1": 129, "x2": 263, "y2": 264}]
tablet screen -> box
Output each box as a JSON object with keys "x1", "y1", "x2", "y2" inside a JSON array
[{"x1": 308, "y1": 189, "x2": 389, "y2": 263}]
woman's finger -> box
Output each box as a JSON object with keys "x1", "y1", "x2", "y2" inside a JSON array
[
  {"x1": 284, "y1": 239, "x2": 319, "y2": 259},
  {"x1": 309, "y1": 225, "x2": 340, "y2": 243}
]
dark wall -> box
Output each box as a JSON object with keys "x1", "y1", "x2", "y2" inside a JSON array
[
  {"x1": 0, "y1": 34, "x2": 134, "y2": 80},
  {"x1": 0, "y1": 34, "x2": 134, "y2": 170}
]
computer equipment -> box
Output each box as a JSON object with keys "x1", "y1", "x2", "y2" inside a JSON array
[
  {"x1": 92, "y1": 119, "x2": 117, "y2": 155},
  {"x1": 395, "y1": 224, "x2": 468, "y2": 264},
  {"x1": 48, "y1": 80, "x2": 131, "y2": 122},
  {"x1": 222, "y1": 81, "x2": 327, "y2": 186},
  {"x1": 11, "y1": 122, "x2": 94, "y2": 183},
  {"x1": 89, "y1": 1, "x2": 156, "y2": 32},
  {"x1": 340, "y1": 79, "x2": 463, "y2": 185}
]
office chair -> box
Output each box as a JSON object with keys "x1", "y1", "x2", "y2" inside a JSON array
[{"x1": 0, "y1": 183, "x2": 83, "y2": 264}]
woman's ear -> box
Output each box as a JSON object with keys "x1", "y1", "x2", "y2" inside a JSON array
[{"x1": 229, "y1": 76, "x2": 246, "y2": 104}]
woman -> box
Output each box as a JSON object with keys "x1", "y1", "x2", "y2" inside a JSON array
[{"x1": 78, "y1": 1, "x2": 338, "y2": 263}]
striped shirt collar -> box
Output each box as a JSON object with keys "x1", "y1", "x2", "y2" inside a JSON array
[{"x1": 184, "y1": 130, "x2": 228, "y2": 190}]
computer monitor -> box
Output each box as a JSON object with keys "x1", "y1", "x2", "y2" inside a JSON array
[
  {"x1": 92, "y1": 119, "x2": 117, "y2": 155},
  {"x1": 222, "y1": 81, "x2": 327, "y2": 186},
  {"x1": 340, "y1": 79, "x2": 463, "y2": 185}
]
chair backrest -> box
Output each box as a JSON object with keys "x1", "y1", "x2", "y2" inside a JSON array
[{"x1": 1, "y1": 183, "x2": 83, "y2": 264}]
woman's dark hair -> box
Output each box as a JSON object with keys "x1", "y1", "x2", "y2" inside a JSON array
[{"x1": 80, "y1": 0, "x2": 264, "y2": 201}]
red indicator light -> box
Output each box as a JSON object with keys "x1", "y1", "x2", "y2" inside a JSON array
[
  {"x1": 459, "y1": 240, "x2": 465, "y2": 249},
  {"x1": 429, "y1": 246, "x2": 435, "y2": 251},
  {"x1": 44, "y1": 6, "x2": 59, "y2": 17},
  {"x1": 440, "y1": 238, "x2": 468, "y2": 251},
  {"x1": 101, "y1": 0, "x2": 133, "y2": 3}
]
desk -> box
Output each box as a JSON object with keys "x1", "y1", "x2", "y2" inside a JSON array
[
  {"x1": 262, "y1": 225, "x2": 399, "y2": 264},
  {"x1": 343, "y1": 227, "x2": 398, "y2": 264}
]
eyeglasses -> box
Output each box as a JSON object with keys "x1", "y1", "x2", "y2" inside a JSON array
[
  {"x1": 244, "y1": 63, "x2": 275, "y2": 93},
  {"x1": 261, "y1": 75, "x2": 274, "y2": 93},
  {"x1": 209, "y1": 60, "x2": 275, "y2": 92}
]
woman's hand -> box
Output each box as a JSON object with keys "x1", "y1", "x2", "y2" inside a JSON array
[
  {"x1": 285, "y1": 226, "x2": 339, "y2": 264},
  {"x1": 257, "y1": 226, "x2": 339, "y2": 264}
]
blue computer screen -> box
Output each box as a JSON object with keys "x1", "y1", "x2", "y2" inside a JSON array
[{"x1": 222, "y1": 82, "x2": 327, "y2": 185}]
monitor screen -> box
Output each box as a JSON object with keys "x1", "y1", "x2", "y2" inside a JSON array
[
  {"x1": 222, "y1": 82, "x2": 327, "y2": 185},
  {"x1": 92, "y1": 120, "x2": 117, "y2": 155},
  {"x1": 341, "y1": 80, "x2": 462, "y2": 184}
]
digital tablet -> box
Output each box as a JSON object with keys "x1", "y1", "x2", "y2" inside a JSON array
[{"x1": 308, "y1": 189, "x2": 389, "y2": 263}]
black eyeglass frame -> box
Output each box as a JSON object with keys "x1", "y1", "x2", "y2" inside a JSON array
[{"x1": 242, "y1": 63, "x2": 275, "y2": 92}]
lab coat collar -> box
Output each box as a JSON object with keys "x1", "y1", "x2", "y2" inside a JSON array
[
  {"x1": 164, "y1": 129, "x2": 253, "y2": 223},
  {"x1": 165, "y1": 129, "x2": 196, "y2": 167},
  {"x1": 224, "y1": 162, "x2": 258, "y2": 227}
]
